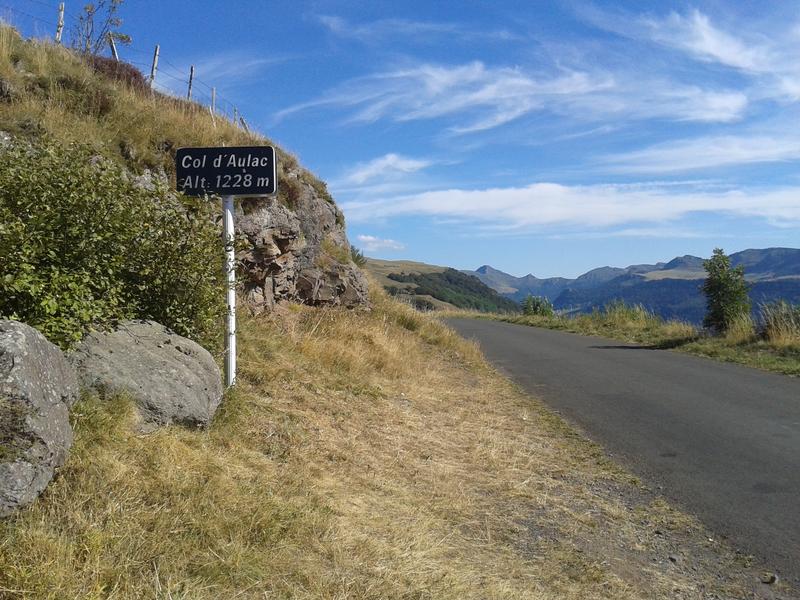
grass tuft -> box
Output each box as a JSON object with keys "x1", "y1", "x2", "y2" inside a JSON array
[
  {"x1": 723, "y1": 313, "x2": 757, "y2": 346},
  {"x1": 761, "y1": 301, "x2": 800, "y2": 349}
]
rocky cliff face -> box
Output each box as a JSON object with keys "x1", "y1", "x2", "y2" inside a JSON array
[{"x1": 237, "y1": 164, "x2": 369, "y2": 313}]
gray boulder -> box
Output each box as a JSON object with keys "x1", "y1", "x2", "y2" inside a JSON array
[
  {"x1": 70, "y1": 321, "x2": 223, "y2": 429},
  {"x1": 0, "y1": 320, "x2": 79, "y2": 517}
]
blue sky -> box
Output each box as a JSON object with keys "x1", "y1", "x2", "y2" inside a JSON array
[{"x1": 8, "y1": 1, "x2": 800, "y2": 277}]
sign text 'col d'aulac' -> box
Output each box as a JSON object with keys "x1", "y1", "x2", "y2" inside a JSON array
[{"x1": 176, "y1": 146, "x2": 276, "y2": 197}]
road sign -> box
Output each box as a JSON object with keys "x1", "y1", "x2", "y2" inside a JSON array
[
  {"x1": 176, "y1": 145, "x2": 277, "y2": 197},
  {"x1": 175, "y1": 145, "x2": 278, "y2": 389}
]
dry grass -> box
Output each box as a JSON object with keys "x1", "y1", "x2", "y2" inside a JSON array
[
  {"x1": 660, "y1": 320, "x2": 697, "y2": 340},
  {"x1": 0, "y1": 287, "x2": 785, "y2": 599},
  {"x1": 761, "y1": 302, "x2": 800, "y2": 349},
  {"x1": 457, "y1": 303, "x2": 699, "y2": 348},
  {"x1": 456, "y1": 300, "x2": 800, "y2": 375},
  {"x1": 723, "y1": 313, "x2": 758, "y2": 346}
]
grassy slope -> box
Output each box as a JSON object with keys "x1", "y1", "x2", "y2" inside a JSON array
[
  {"x1": 464, "y1": 304, "x2": 800, "y2": 376},
  {"x1": 0, "y1": 287, "x2": 790, "y2": 598},
  {"x1": 0, "y1": 26, "x2": 332, "y2": 214}
]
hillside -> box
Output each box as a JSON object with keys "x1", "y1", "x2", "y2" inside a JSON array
[
  {"x1": 471, "y1": 248, "x2": 800, "y2": 322},
  {"x1": 0, "y1": 25, "x2": 366, "y2": 323},
  {"x1": 366, "y1": 259, "x2": 519, "y2": 313}
]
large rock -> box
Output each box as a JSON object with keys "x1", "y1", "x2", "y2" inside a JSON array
[
  {"x1": 0, "y1": 320, "x2": 79, "y2": 517},
  {"x1": 237, "y1": 166, "x2": 369, "y2": 313},
  {"x1": 70, "y1": 321, "x2": 223, "y2": 429}
]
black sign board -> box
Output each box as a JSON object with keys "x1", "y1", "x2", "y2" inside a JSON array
[{"x1": 175, "y1": 146, "x2": 277, "y2": 197}]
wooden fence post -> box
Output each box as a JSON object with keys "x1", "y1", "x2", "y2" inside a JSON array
[
  {"x1": 54, "y1": 3, "x2": 64, "y2": 43},
  {"x1": 187, "y1": 65, "x2": 194, "y2": 100},
  {"x1": 108, "y1": 34, "x2": 119, "y2": 61},
  {"x1": 209, "y1": 87, "x2": 217, "y2": 127},
  {"x1": 149, "y1": 44, "x2": 160, "y2": 88}
]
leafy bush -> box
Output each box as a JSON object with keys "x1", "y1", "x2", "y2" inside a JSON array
[
  {"x1": 522, "y1": 295, "x2": 554, "y2": 316},
  {"x1": 702, "y1": 248, "x2": 750, "y2": 332},
  {"x1": 0, "y1": 138, "x2": 224, "y2": 348}
]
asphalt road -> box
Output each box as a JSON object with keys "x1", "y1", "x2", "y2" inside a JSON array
[{"x1": 446, "y1": 318, "x2": 800, "y2": 582}]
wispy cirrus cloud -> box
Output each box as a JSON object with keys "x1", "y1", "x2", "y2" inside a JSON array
[
  {"x1": 343, "y1": 153, "x2": 432, "y2": 185},
  {"x1": 585, "y1": 7, "x2": 800, "y2": 102},
  {"x1": 316, "y1": 15, "x2": 521, "y2": 44},
  {"x1": 154, "y1": 51, "x2": 286, "y2": 97},
  {"x1": 276, "y1": 61, "x2": 606, "y2": 132},
  {"x1": 356, "y1": 234, "x2": 405, "y2": 252},
  {"x1": 644, "y1": 10, "x2": 774, "y2": 72},
  {"x1": 342, "y1": 181, "x2": 800, "y2": 232},
  {"x1": 276, "y1": 50, "x2": 753, "y2": 134},
  {"x1": 547, "y1": 227, "x2": 729, "y2": 240},
  {"x1": 604, "y1": 133, "x2": 800, "y2": 174},
  {"x1": 190, "y1": 53, "x2": 285, "y2": 82}
]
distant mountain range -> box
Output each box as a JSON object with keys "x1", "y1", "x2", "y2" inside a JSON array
[{"x1": 468, "y1": 248, "x2": 800, "y2": 323}]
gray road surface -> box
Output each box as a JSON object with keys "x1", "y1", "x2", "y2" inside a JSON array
[{"x1": 446, "y1": 318, "x2": 800, "y2": 583}]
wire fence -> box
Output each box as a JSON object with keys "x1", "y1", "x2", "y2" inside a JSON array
[{"x1": 0, "y1": 1, "x2": 251, "y2": 128}]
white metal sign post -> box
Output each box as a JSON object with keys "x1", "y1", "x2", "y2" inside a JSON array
[
  {"x1": 222, "y1": 195, "x2": 237, "y2": 387},
  {"x1": 175, "y1": 146, "x2": 277, "y2": 388}
]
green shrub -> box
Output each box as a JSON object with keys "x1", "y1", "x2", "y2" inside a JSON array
[
  {"x1": 702, "y1": 248, "x2": 750, "y2": 332},
  {"x1": 0, "y1": 138, "x2": 224, "y2": 348},
  {"x1": 522, "y1": 295, "x2": 555, "y2": 317}
]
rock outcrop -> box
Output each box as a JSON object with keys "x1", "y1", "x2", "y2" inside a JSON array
[
  {"x1": 70, "y1": 320, "x2": 223, "y2": 430},
  {"x1": 0, "y1": 320, "x2": 79, "y2": 517},
  {"x1": 238, "y1": 165, "x2": 369, "y2": 313}
]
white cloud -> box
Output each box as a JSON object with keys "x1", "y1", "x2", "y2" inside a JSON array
[
  {"x1": 642, "y1": 10, "x2": 800, "y2": 102},
  {"x1": 547, "y1": 227, "x2": 726, "y2": 240},
  {"x1": 276, "y1": 57, "x2": 750, "y2": 132},
  {"x1": 276, "y1": 61, "x2": 614, "y2": 131},
  {"x1": 153, "y1": 51, "x2": 283, "y2": 98},
  {"x1": 647, "y1": 10, "x2": 772, "y2": 72},
  {"x1": 191, "y1": 54, "x2": 282, "y2": 82},
  {"x1": 356, "y1": 235, "x2": 406, "y2": 252},
  {"x1": 344, "y1": 154, "x2": 432, "y2": 185},
  {"x1": 605, "y1": 134, "x2": 800, "y2": 173},
  {"x1": 316, "y1": 15, "x2": 519, "y2": 44},
  {"x1": 579, "y1": 7, "x2": 800, "y2": 104},
  {"x1": 342, "y1": 181, "x2": 800, "y2": 231}
]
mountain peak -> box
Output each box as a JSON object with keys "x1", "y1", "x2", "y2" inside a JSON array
[
  {"x1": 475, "y1": 265, "x2": 500, "y2": 274},
  {"x1": 662, "y1": 255, "x2": 704, "y2": 270}
]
